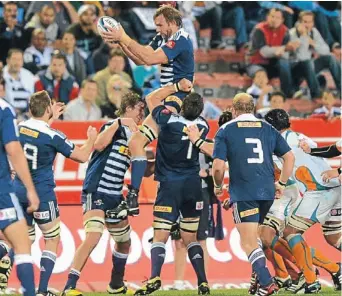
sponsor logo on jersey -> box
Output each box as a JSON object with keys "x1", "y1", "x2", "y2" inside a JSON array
[
  {"x1": 119, "y1": 146, "x2": 130, "y2": 156},
  {"x1": 34, "y1": 211, "x2": 50, "y2": 220},
  {"x1": 154, "y1": 206, "x2": 172, "y2": 213},
  {"x1": 237, "y1": 122, "x2": 262, "y2": 128},
  {"x1": 165, "y1": 40, "x2": 175, "y2": 49},
  {"x1": 20, "y1": 127, "x2": 39, "y2": 138},
  {"x1": 331, "y1": 208, "x2": 341, "y2": 216},
  {"x1": 0, "y1": 208, "x2": 17, "y2": 220},
  {"x1": 165, "y1": 96, "x2": 182, "y2": 107},
  {"x1": 196, "y1": 201, "x2": 204, "y2": 210},
  {"x1": 240, "y1": 208, "x2": 259, "y2": 218}
]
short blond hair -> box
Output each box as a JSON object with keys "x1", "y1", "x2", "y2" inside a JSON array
[
  {"x1": 106, "y1": 74, "x2": 132, "y2": 108},
  {"x1": 232, "y1": 93, "x2": 254, "y2": 114}
]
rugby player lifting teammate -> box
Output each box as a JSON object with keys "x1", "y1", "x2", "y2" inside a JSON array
[{"x1": 99, "y1": 5, "x2": 194, "y2": 216}]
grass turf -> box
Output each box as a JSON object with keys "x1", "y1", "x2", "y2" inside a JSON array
[{"x1": 79, "y1": 287, "x2": 339, "y2": 296}]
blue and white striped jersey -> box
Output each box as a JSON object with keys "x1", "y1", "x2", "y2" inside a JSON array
[
  {"x1": 82, "y1": 120, "x2": 132, "y2": 196},
  {"x1": 0, "y1": 98, "x2": 19, "y2": 194},
  {"x1": 149, "y1": 28, "x2": 194, "y2": 87}
]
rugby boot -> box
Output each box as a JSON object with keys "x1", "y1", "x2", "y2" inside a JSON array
[
  {"x1": 304, "y1": 281, "x2": 321, "y2": 294},
  {"x1": 0, "y1": 255, "x2": 12, "y2": 290},
  {"x1": 274, "y1": 275, "x2": 292, "y2": 289},
  {"x1": 134, "y1": 277, "x2": 161, "y2": 295},
  {"x1": 331, "y1": 262, "x2": 341, "y2": 290},
  {"x1": 126, "y1": 185, "x2": 139, "y2": 216},
  {"x1": 256, "y1": 282, "x2": 279, "y2": 296},
  {"x1": 198, "y1": 282, "x2": 210, "y2": 295},
  {"x1": 249, "y1": 272, "x2": 259, "y2": 295},
  {"x1": 60, "y1": 288, "x2": 83, "y2": 296},
  {"x1": 107, "y1": 284, "x2": 134, "y2": 295}
]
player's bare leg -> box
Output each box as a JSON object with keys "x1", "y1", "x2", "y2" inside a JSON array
[
  {"x1": 63, "y1": 210, "x2": 104, "y2": 295},
  {"x1": 37, "y1": 218, "x2": 61, "y2": 296},
  {"x1": 3, "y1": 219, "x2": 35, "y2": 296},
  {"x1": 106, "y1": 220, "x2": 132, "y2": 294},
  {"x1": 171, "y1": 239, "x2": 187, "y2": 290},
  {"x1": 127, "y1": 115, "x2": 159, "y2": 215},
  {"x1": 180, "y1": 218, "x2": 209, "y2": 295}
]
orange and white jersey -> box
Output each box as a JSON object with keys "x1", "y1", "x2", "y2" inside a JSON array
[{"x1": 282, "y1": 130, "x2": 340, "y2": 193}]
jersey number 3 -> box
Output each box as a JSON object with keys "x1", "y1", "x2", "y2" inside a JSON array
[
  {"x1": 245, "y1": 138, "x2": 264, "y2": 164},
  {"x1": 23, "y1": 143, "x2": 38, "y2": 170}
]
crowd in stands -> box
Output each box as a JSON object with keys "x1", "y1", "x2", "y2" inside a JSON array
[{"x1": 0, "y1": 1, "x2": 340, "y2": 123}]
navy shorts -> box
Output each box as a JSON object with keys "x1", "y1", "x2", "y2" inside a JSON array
[
  {"x1": 154, "y1": 176, "x2": 203, "y2": 223},
  {"x1": 81, "y1": 191, "x2": 125, "y2": 223},
  {"x1": 164, "y1": 91, "x2": 189, "y2": 113},
  {"x1": 232, "y1": 200, "x2": 274, "y2": 224},
  {"x1": 0, "y1": 193, "x2": 23, "y2": 230},
  {"x1": 197, "y1": 188, "x2": 210, "y2": 241}
]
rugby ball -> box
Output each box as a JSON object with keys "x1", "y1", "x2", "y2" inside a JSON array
[{"x1": 97, "y1": 16, "x2": 120, "y2": 34}]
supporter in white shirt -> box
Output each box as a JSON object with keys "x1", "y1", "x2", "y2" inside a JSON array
[
  {"x1": 24, "y1": 28, "x2": 53, "y2": 74},
  {"x1": 64, "y1": 78, "x2": 101, "y2": 121},
  {"x1": 3, "y1": 49, "x2": 35, "y2": 114}
]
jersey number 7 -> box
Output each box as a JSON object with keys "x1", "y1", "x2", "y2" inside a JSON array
[{"x1": 245, "y1": 138, "x2": 264, "y2": 164}]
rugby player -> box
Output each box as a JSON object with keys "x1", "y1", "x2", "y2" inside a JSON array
[
  {"x1": 212, "y1": 93, "x2": 295, "y2": 296},
  {"x1": 0, "y1": 96, "x2": 39, "y2": 296},
  {"x1": 265, "y1": 109, "x2": 341, "y2": 292},
  {"x1": 62, "y1": 92, "x2": 146, "y2": 296},
  {"x1": 134, "y1": 80, "x2": 210, "y2": 295},
  {"x1": 100, "y1": 5, "x2": 194, "y2": 216},
  {"x1": 13, "y1": 90, "x2": 98, "y2": 296}
]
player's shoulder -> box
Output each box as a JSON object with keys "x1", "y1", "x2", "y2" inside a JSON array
[
  {"x1": 196, "y1": 115, "x2": 209, "y2": 129},
  {"x1": 0, "y1": 98, "x2": 16, "y2": 117},
  {"x1": 19, "y1": 118, "x2": 66, "y2": 140},
  {"x1": 173, "y1": 28, "x2": 191, "y2": 41}
]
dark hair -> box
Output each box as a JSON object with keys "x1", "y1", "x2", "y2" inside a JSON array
[
  {"x1": 218, "y1": 111, "x2": 233, "y2": 127},
  {"x1": 51, "y1": 50, "x2": 67, "y2": 63},
  {"x1": 29, "y1": 91, "x2": 51, "y2": 117},
  {"x1": 154, "y1": 5, "x2": 182, "y2": 27},
  {"x1": 253, "y1": 68, "x2": 267, "y2": 79},
  {"x1": 109, "y1": 48, "x2": 125, "y2": 60},
  {"x1": 269, "y1": 91, "x2": 286, "y2": 102},
  {"x1": 268, "y1": 8, "x2": 284, "y2": 18},
  {"x1": 264, "y1": 108, "x2": 290, "y2": 131},
  {"x1": 41, "y1": 4, "x2": 55, "y2": 13},
  {"x1": 4, "y1": 1, "x2": 17, "y2": 9},
  {"x1": 181, "y1": 93, "x2": 204, "y2": 121},
  {"x1": 7, "y1": 48, "x2": 23, "y2": 59},
  {"x1": 81, "y1": 78, "x2": 97, "y2": 89},
  {"x1": 0, "y1": 76, "x2": 5, "y2": 89},
  {"x1": 116, "y1": 92, "x2": 143, "y2": 116},
  {"x1": 299, "y1": 11, "x2": 314, "y2": 21}
]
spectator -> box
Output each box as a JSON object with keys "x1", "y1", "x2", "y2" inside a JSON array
[
  {"x1": 289, "y1": 11, "x2": 341, "y2": 97},
  {"x1": 23, "y1": 28, "x2": 53, "y2": 74},
  {"x1": 0, "y1": 1, "x2": 30, "y2": 64},
  {"x1": 66, "y1": 4, "x2": 102, "y2": 73},
  {"x1": 247, "y1": 69, "x2": 274, "y2": 110},
  {"x1": 25, "y1": 2, "x2": 78, "y2": 34},
  {"x1": 61, "y1": 31, "x2": 87, "y2": 85},
  {"x1": 25, "y1": 5, "x2": 61, "y2": 44},
  {"x1": 202, "y1": 100, "x2": 222, "y2": 120},
  {"x1": 256, "y1": 91, "x2": 286, "y2": 118},
  {"x1": 0, "y1": 76, "x2": 5, "y2": 98},
  {"x1": 93, "y1": 48, "x2": 132, "y2": 106},
  {"x1": 64, "y1": 79, "x2": 101, "y2": 121},
  {"x1": 2, "y1": 49, "x2": 35, "y2": 115},
  {"x1": 312, "y1": 91, "x2": 341, "y2": 119},
  {"x1": 35, "y1": 50, "x2": 79, "y2": 105},
  {"x1": 248, "y1": 8, "x2": 300, "y2": 98},
  {"x1": 180, "y1": 1, "x2": 225, "y2": 49},
  {"x1": 101, "y1": 74, "x2": 132, "y2": 119}
]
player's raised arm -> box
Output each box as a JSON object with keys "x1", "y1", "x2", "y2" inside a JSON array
[
  {"x1": 146, "y1": 79, "x2": 193, "y2": 112},
  {"x1": 69, "y1": 126, "x2": 98, "y2": 163},
  {"x1": 119, "y1": 43, "x2": 145, "y2": 66}
]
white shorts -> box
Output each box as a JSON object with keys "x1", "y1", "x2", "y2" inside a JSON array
[{"x1": 293, "y1": 186, "x2": 341, "y2": 224}]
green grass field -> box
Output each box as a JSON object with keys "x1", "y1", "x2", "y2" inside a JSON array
[{"x1": 76, "y1": 288, "x2": 339, "y2": 296}]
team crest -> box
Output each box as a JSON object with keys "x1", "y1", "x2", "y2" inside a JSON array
[{"x1": 165, "y1": 40, "x2": 175, "y2": 49}]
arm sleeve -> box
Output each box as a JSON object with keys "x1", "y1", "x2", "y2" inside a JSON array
[
  {"x1": 259, "y1": 1, "x2": 289, "y2": 10},
  {"x1": 273, "y1": 130, "x2": 291, "y2": 157},
  {"x1": 309, "y1": 144, "x2": 341, "y2": 158},
  {"x1": 312, "y1": 28, "x2": 330, "y2": 55},
  {"x1": 213, "y1": 128, "x2": 227, "y2": 161},
  {"x1": 161, "y1": 36, "x2": 188, "y2": 61},
  {"x1": 1, "y1": 108, "x2": 19, "y2": 145},
  {"x1": 149, "y1": 34, "x2": 163, "y2": 50},
  {"x1": 151, "y1": 105, "x2": 172, "y2": 128},
  {"x1": 52, "y1": 133, "x2": 75, "y2": 158},
  {"x1": 251, "y1": 28, "x2": 266, "y2": 50}
]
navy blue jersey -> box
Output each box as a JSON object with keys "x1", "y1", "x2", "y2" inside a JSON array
[
  {"x1": 83, "y1": 120, "x2": 132, "y2": 195},
  {"x1": 152, "y1": 105, "x2": 209, "y2": 182},
  {"x1": 149, "y1": 28, "x2": 194, "y2": 87},
  {"x1": 213, "y1": 114, "x2": 291, "y2": 202},
  {"x1": 13, "y1": 118, "x2": 75, "y2": 200},
  {"x1": 0, "y1": 98, "x2": 19, "y2": 194}
]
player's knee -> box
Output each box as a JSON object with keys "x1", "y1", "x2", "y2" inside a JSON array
[
  {"x1": 108, "y1": 224, "x2": 131, "y2": 243},
  {"x1": 28, "y1": 226, "x2": 36, "y2": 242},
  {"x1": 84, "y1": 216, "x2": 105, "y2": 234},
  {"x1": 42, "y1": 222, "x2": 61, "y2": 241},
  {"x1": 258, "y1": 226, "x2": 275, "y2": 248}
]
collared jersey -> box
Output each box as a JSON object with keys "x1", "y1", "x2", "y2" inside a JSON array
[
  {"x1": 152, "y1": 105, "x2": 209, "y2": 182},
  {"x1": 213, "y1": 113, "x2": 291, "y2": 202}
]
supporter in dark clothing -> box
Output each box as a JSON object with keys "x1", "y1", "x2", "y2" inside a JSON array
[{"x1": 0, "y1": 2, "x2": 30, "y2": 64}]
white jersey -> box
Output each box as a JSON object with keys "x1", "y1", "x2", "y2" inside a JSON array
[{"x1": 282, "y1": 130, "x2": 340, "y2": 193}]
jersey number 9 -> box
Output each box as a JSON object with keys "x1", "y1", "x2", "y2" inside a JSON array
[
  {"x1": 23, "y1": 143, "x2": 38, "y2": 170},
  {"x1": 245, "y1": 138, "x2": 264, "y2": 164}
]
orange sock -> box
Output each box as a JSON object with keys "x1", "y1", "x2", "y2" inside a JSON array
[
  {"x1": 264, "y1": 248, "x2": 289, "y2": 279},
  {"x1": 311, "y1": 247, "x2": 339, "y2": 273},
  {"x1": 284, "y1": 259, "x2": 300, "y2": 281},
  {"x1": 271, "y1": 236, "x2": 296, "y2": 264},
  {"x1": 287, "y1": 234, "x2": 316, "y2": 284}
]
